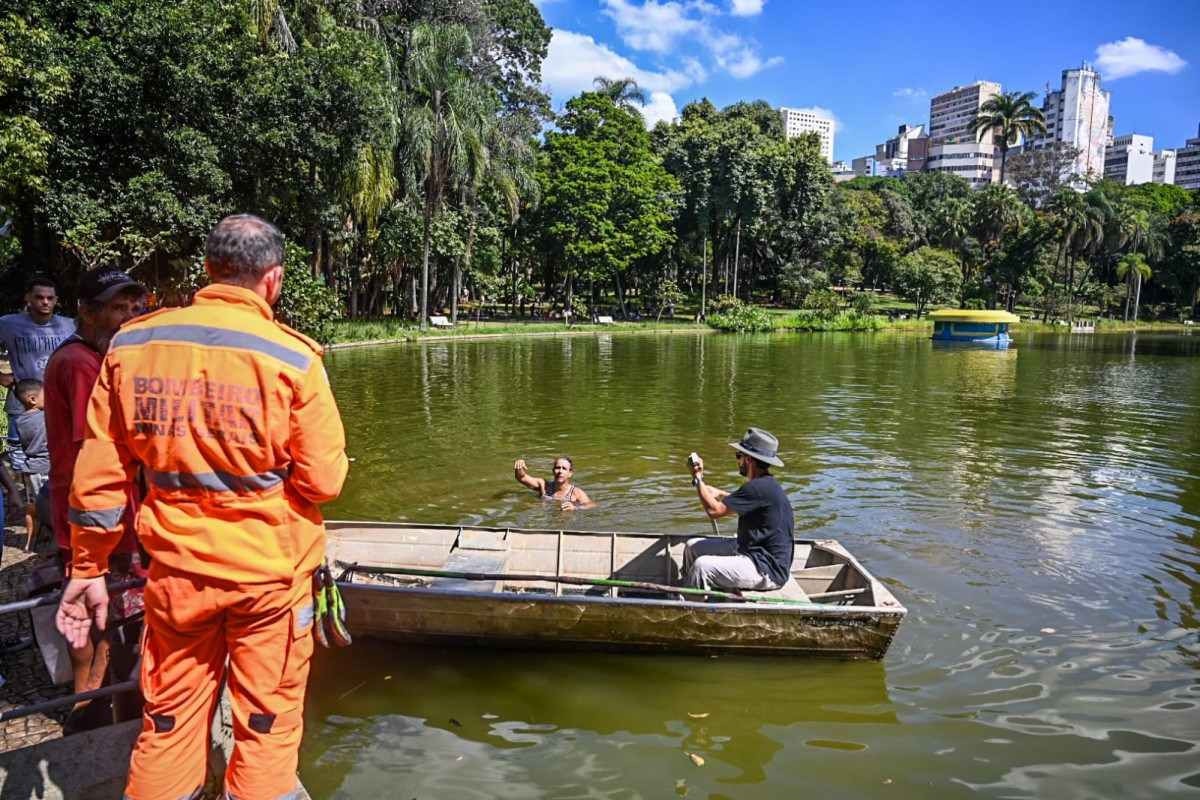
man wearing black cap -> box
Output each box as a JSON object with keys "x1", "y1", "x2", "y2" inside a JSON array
[
  {"x1": 42, "y1": 267, "x2": 146, "y2": 716},
  {"x1": 685, "y1": 427, "x2": 795, "y2": 592}
]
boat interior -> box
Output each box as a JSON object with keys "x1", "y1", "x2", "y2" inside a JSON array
[{"x1": 328, "y1": 521, "x2": 888, "y2": 608}]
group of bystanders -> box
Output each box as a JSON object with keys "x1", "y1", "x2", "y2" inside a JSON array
[{"x1": 0, "y1": 214, "x2": 349, "y2": 799}]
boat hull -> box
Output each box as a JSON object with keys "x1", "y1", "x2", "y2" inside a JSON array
[
  {"x1": 328, "y1": 521, "x2": 907, "y2": 660},
  {"x1": 338, "y1": 582, "x2": 904, "y2": 659}
]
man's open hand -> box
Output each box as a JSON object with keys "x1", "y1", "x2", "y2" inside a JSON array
[{"x1": 56, "y1": 576, "x2": 109, "y2": 649}]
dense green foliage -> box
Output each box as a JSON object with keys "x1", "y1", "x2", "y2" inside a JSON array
[
  {"x1": 2, "y1": 0, "x2": 1198, "y2": 340},
  {"x1": 707, "y1": 302, "x2": 774, "y2": 333}
]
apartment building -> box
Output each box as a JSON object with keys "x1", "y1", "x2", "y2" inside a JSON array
[
  {"x1": 1153, "y1": 149, "x2": 1176, "y2": 185},
  {"x1": 1175, "y1": 125, "x2": 1200, "y2": 190},
  {"x1": 925, "y1": 83, "x2": 1001, "y2": 185},
  {"x1": 780, "y1": 107, "x2": 835, "y2": 163},
  {"x1": 928, "y1": 82, "x2": 1001, "y2": 145},
  {"x1": 1029, "y1": 66, "x2": 1111, "y2": 183},
  {"x1": 1104, "y1": 134, "x2": 1154, "y2": 185}
]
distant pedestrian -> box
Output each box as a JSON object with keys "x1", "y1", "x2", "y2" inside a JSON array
[{"x1": 0, "y1": 276, "x2": 75, "y2": 473}]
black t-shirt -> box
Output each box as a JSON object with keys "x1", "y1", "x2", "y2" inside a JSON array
[{"x1": 724, "y1": 475, "x2": 795, "y2": 586}]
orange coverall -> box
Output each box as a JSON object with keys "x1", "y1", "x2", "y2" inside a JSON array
[{"x1": 69, "y1": 283, "x2": 348, "y2": 799}]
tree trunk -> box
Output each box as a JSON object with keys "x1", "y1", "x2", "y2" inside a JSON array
[
  {"x1": 613, "y1": 268, "x2": 628, "y2": 319},
  {"x1": 700, "y1": 231, "x2": 708, "y2": 320},
  {"x1": 1133, "y1": 272, "x2": 1143, "y2": 324},
  {"x1": 998, "y1": 144, "x2": 1007, "y2": 185},
  {"x1": 564, "y1": 271, "x2": 573, "y2": 326},
  {"x1": 420, "y1": 192, "x2": 433, "y2": 330},
  {"x1": 732, "y1": 217, "x2": 742, "y2": 300},
  {"x1": 1123, "y1": 274, "x2": 1132, "y2": 322}
]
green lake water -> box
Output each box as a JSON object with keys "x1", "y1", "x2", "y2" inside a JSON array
[{"x1": 301, "y1": 331, "x2": 1200, "y2": 799}]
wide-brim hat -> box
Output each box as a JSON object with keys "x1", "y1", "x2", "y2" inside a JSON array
[{"x1": 729, "y1": 427, "x2": 784, "y2": 468}]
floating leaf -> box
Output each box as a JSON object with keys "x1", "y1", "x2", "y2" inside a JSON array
[
  {"x1": 384, "y1": 675, "x2": 392, "y2": 680},
  {"x1": 687, "y1": 712, "x2": 709, "y2": 719},
  {"x1": 1040, "y1": 628, "x2": 1056, "y2": 634},
  {"x1": 687, "y1": 752, "x2": 705, "y2": 767}
]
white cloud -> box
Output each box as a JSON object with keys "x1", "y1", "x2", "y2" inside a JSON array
[
  {"x1": 718, "y1": 48, "x2": 783, "y2": 78},
  {"x1": 542, "y1": 30, "x2": 695, "y2": 128},
  {"x1": 542, "y1": 30, "x2": 693, "y2": 97},
  {"x1": 730, "y1": 0, "x2": 765, "y2": 15},
  {"x1": 601, "y1": 0, "x2": 701, "y2": 54},
  {"x1": 1095, "y1": 37, "x2": 1186, "y2": 80},
  {"x1": 893, "y1": 87, "x2": 927, "y2": 99},
  {"x1": 600, "y1": 0, "x2": 781, "y2": 80},
  {"x1": 642, "y1": 91, "x2": 680, "y2": 126}
]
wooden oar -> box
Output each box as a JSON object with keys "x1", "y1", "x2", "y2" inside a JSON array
[{"x1": 339, "y1": 563, "x2": 818, "y2": 606}]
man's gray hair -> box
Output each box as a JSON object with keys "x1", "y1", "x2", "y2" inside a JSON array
[{"x1": 205, "y1": 214, "x2": 284, "y2": 284}]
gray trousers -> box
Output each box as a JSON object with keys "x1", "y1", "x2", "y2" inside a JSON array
[{"x1": 683, "y1": 537, "x2": 777, "y2": 591}]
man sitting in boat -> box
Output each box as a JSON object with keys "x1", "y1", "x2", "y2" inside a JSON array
[
  {"x1": 684, "y1": 428, "x2": 794, "y2": 592},
  {"x1": 513, "y1": 456, "x2": 596, "y2": 510}
]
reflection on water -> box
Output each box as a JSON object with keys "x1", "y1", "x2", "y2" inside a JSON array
[{"x1": 309, "y1": 331, "x2": 1200, "y2": 798}]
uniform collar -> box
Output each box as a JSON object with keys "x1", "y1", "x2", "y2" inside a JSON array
[{"x1": 194, "y1": 283, "x2": 275, "y2": 321}]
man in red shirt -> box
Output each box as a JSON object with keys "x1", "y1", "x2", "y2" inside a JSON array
[{"x1": 43, "y1": 268, "x2": 146, "y2": 712}]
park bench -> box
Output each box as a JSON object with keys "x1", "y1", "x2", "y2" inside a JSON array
[
  {"x1": 429, "y1": 315, "x2": 453, "y2": 329},
  {"x1": 596, "y1": 315, "x2": 615, "y2": 325}
]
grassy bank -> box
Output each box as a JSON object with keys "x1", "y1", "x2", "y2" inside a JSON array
[
  {"x1": 326, "y1": 317, "x2": 706, "y2": 346},
  {"x1": 325, "y1": 311, "x2": 1193, "y2": 348}
]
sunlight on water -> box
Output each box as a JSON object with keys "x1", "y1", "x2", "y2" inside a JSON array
[{"x1": 305, "y1": 331, "x2": 1200, "y2": 799}]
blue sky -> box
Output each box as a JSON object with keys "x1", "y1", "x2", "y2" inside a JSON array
[{"x1": 534, "y1": 0, "x2": 1200, "y2": 162}]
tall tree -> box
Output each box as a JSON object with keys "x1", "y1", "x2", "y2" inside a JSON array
[
  {"x1": 969, "y1": 91, "x2": 1046, "y2": 185},
  {"x1": 1048, "y1": 188, "x2": 1106, "y2": 322},
  {"x1": 400, "y1": 22, "x2": 493, "y2": 329},
  {"x1": 537, "y1": 92, "x2": 678, "y2": 316},
  {"x1": 1116, "y1": 253, "x2": 1151, "y2": 323}
]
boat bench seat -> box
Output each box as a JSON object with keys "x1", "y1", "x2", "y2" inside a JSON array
[
  {"x1": 432, "y1": 529, "x2": 510, "y2": 592},
  {"x1": 743, "y1": 577, "x2": 809, "y2": 602}
]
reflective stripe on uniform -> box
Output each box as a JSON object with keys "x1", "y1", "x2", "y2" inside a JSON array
[
  {"x1": 111, "y1": 325, "x2": 311, "y2": 372},
  {"x1": 146, "y1": 468, "x2": 288, "y2": 494},
  {"x1": 68, "y1": 505, "x2": 126, "y2": 529}
]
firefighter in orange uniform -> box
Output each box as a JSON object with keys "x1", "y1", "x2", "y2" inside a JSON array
[{"x1": 56, "y1": 214, "x2": 348, "y2": 800}]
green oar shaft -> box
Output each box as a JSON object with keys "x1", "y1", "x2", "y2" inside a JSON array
[{"x1": 341, "y1": 564, "x2": 813, "y2": 606}]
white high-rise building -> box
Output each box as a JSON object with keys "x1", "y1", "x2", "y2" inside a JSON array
[
  {"x1": 1175, "y1": 124, "x2": 1200, "y2": 190},
  {"x1": 1153, "y1": 149, "x2": 1177, "y2": 185},
  {"x1": 780, "y1": 107, "x2": 835, "y2": 163},
  {"x1": 1030, "y1": 66, "x2": 1111, "y2": 182},
  {"x1": 1104, "y1": 134, "x2": 1155, "y2": 185}
]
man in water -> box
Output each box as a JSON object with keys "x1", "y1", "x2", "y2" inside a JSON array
[
  {"x1": 0, "y1": 276, "x2": 75, "y2": 472},
  {"x1": 684, "y1": 427, "x2": 794, "y2": 591},
  {"x1": 513, "y1": 456, "x2": 596, "y2": 510}
]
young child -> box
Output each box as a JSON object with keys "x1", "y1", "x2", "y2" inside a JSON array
[{"x1": 14, "y1": 379, "x2": 49, "y2": 541}]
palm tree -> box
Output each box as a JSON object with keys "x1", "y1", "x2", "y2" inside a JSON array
[
  {"x1": 1117, "y1": 253, "x2": 1152, "y2": 323},
  {"x1": 1114, "y1": 204, "x2": 1165, "y2": 322},
  {"x1": 592, "y1": 77, "x2": 647, "y2": 110},
  {"x1": 452, "y1": 114, "x2": 538, "y2": 325},
  {"x1": 969, "y1": 91, "x2": 1047, "y2": 185},
  {"x1": 1048, "y1": 188, "x2": 1106, "y2": 322},
  {"x1": 400, "y1": 23, "x2": 492, "y2": 330}
]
